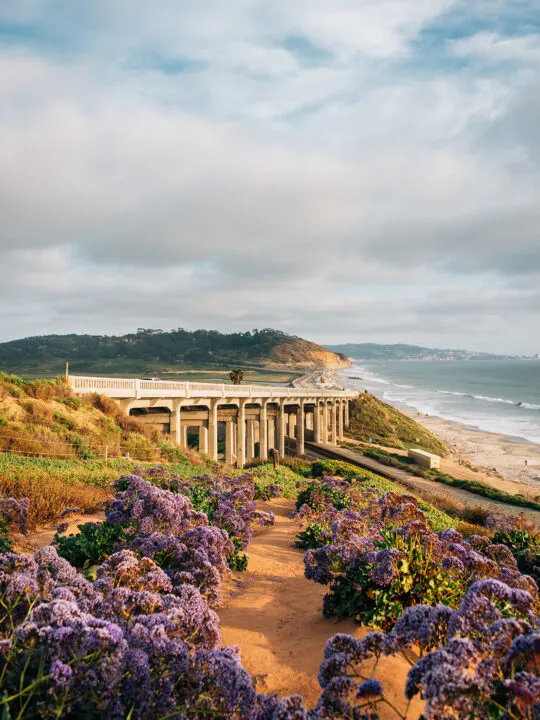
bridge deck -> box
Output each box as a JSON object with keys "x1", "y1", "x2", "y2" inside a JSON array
[{"x1": 67, "y1": 375, "x2": 359, "y2": 400}]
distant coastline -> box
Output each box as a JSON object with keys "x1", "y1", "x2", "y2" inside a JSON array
[{"x1": 329, "y1": 342, "x2": 539, "y2": 362}]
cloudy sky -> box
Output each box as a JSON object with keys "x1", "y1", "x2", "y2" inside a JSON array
[{"x1": 0, "y1": 1, "x2": 539, "y2": 353}]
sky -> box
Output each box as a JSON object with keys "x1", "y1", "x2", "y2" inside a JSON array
[{"x1": 0, "y1": 1, "x2": 539, "y2": 354}]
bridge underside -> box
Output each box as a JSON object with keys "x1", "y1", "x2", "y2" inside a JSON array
[
  {"x1": 67, "y1": 375, "x2": 356, "y2": 469},
  {"x1": 123, "y1": 397, "x2": 350, "y2": 467}
]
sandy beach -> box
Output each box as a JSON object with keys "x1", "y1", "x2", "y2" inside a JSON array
[
  {"x1": 410, "y1": 411, "x2": 540, "y2": 494},
  {"x1": 330, "y1": 367, "x2": 540, "y2": 496}
]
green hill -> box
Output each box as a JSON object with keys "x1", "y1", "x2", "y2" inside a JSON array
[
  {"x1": 347, "y1": 393, "x2": 447, "y2": 454},
  {"x1": 0, "y1": 328, "x2": 350, "y2": 378}
]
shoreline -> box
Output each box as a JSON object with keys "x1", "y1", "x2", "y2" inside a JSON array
[
  {"x1": 409, "y1": 410, "x2": 540, "y2": 492},
  {"x1": 329, "y1": 368, "x2": 540, "y2": 494}
]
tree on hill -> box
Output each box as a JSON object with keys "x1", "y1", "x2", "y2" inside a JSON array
[{"x1": 229, "y1": 369, "x2": 244, "y2": 385}]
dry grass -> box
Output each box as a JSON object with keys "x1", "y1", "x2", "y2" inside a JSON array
[
  {"x1": 0, "y1": 467, "x2": 111, "y2": 530},
  {"x1": 88, "y1": 393, "x2": 159, "y2": 440},
  {"x1": 455, "y1": 521, "x2": 493, "y2": 538},
  {"x1": 0, "y1": 373, "x2": 204, "y2": 464},
  {"x1": 409, "y1": 486, "x2": 495, "y2": 529}
]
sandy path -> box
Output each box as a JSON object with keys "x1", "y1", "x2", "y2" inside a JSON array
[
  {"x1": 14, "y1": 512, "x2": 106, "y2": 554},
  {"x1": 219, "y1": 498, "x2": 422, "y2": 717}
]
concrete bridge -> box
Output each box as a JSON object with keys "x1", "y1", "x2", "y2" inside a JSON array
[{"x1": 68, "y1": 375, "x2": 359, "y2": 467}]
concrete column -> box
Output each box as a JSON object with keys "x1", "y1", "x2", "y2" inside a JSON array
[
  {"x1": 331, "y1": 402, "x2": 338, "y2": 445},
  {"x1": 170, "y1": 407, "x2": 181, "y2": 445},
  {"x1": 322, "y1": 403, "x2": 329, "y2": 444},
  {"x1": 225, "y1": 420, "x2": 236, "y2": 465},
  {"x1": 288, "y1": 412, "x2": 296, "y2": 439},
  {"x1": 277, "y1": 402, "x2": 286, "y2": 456},
  {"x1": 246, "y1": 420, "x2": 255, "y2": 460},
  {"x1": 344, "y1": 400, "x2": 350, "y2": 429},
  {"x1": 198, "y1": 425, "x2": 208, "y2": 454},
  {"x1": 236, "y1": 401, "x2": 246, "y2": 468},
  {"x1": 296, "y1": 402, "x2": 305, "y2": 456},
  {"x1": 259, "y1": 403, "x2": 268, "y2": 461},
  {"x1": 267, "y1": 416, "x2": 276, "y2": 451},
  {"x1": 313, "y1": 404, "x2": 321, "y2": 443},
  {"x1": 209, "y1": 402, "x2": 219, "y2": 461},
  {"x1": 182, "y1": 424, "x2": 188, "y2": 448},
  {"x1": 338, "y1": 401, "x2": 344, "y2": 441}
]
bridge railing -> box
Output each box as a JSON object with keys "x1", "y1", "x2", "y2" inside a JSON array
[{"x1": 67, "y1": 375, "x2": 358, "y2": 400}]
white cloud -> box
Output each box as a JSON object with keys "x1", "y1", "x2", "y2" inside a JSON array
[
  {"x1": 0, "y1": 2, "x2": 539, "y2": 353},
  {"x1": 452, "y1": 32, "x2": 540, "y2": 64}
]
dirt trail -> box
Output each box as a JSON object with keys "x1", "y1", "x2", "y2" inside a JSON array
[
  {"x1": 219, "y1": 498, "x2": 422, "y2": 717},
  {"x1": 14, "y1": 512, "x2": 106, "y2": 554}
]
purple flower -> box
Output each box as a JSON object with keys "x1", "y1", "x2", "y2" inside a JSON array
[
  {"x1": 356, "y1": 678, "x2": 383, "y2": 699},
  {"x1": 49, "y1": 659, "x2": 73, "y2": 688}
]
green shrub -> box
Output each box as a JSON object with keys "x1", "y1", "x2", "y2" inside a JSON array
[
  {"x1": 492, "y1": 529, "x2": 540, "y2": 586},
  {"x1": 296, "y1": 483, "x2": 352, "y2": 512},
  {"x1": 296, "y1": 522, "x2": 332, "y2": 549},
  {"x1": 243, "y1": 464, "x2": 301, "y2": 499},
  {"x1": 56, "y1": 521, "x2": 124, "y2": 576},
  {"x1": 228, "y1": 537, "x2": 249, "y2": 571},
  {"x1": 187, "y1": 485, "x2": 218, "y2": 520},
  {"x1": 323, "y1": 530, "x2": 465, "y2": 630},
  {"x1": 0, "y1": 518, "x2": 12, "y2": 552}
]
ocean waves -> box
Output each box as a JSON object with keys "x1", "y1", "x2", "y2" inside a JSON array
[
  {"x1": 352, "y1": 374, "x2": 540, "y2": 412},
  {"x1": 340, "y1": 361, "x2": 540, "y2": 444},
  {"x1": 440, "y1": 392, "x2": 539, "y2": 410}
]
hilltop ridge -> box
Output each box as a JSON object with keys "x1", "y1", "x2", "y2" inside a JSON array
[{"x1": 0, "y1": 329, "x2": 351, "y2": 377}]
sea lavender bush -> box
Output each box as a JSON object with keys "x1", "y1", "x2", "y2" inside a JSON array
[
  {"x1": 317, "y1": 579, "x2": 539, "y2": 719},
  {"x1": 295, "y1": 477, "x2": 356, "y2": 512},
  {"x1": 304, "y1": 491, "x2": 539, "y2": 630},
  {"x1": 0, "y1": 494, "x2": 29, "y2": 535},
  {"x1": 0, "y1": 545, "x2": 277, "y2": 719},
  {"x1": 0, "y1": 494, "x2": 29, "y2": 551},
  {"x1": 57, "y1": 471, "x2": 274, "y2": 603},
  {"x1": 140, "y1": 468, "x2": 276, "y2": 569}
]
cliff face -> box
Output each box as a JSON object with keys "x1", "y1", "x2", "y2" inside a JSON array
[{"x1": 267, "y1": 341, "x2": 352, "y2": 369}]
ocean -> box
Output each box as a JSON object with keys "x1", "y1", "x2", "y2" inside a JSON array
[{"x1": 339, "y1": 359, "x2": 540, "y2": 445}]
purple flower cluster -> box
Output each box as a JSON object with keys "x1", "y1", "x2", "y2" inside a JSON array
[
  {"x1": 485, "y1": 510, "x2": 536, "y2": 532},
  {"x1": 0, "y1": 469, "x2": 299, "y2": 718},
  {"x1": 315, "y1": 578, "x2": 539, "y2": 719},
  {"x1": 0, "y1": 494, "x2": 29, "y2": 535},
  {"x1": 0, "y1": 544, "x2": 274, "y2": 718},
  {"x1": 101, "y1": 475, "x2": 241, "y2": 605},
  {"x1": 303, "y1": 489, "x2": 539, "y2": 629},
  {"x1": 107, "y1": 474, "x2": 208, "y2": 535}
]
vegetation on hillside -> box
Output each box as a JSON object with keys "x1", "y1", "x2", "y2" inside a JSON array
[
  {"x1": 0, "y1": 372, "x2": 207, "y2": 464},
  {"x1": 0, "y1": 328, "x2": 349, "y2": 377},
  {"x1": 346, "y1": 392, "x2": 447, "y2": 454},
  {"x1": 0, "y1": 454, "x2": 215, "y2": 531}
]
